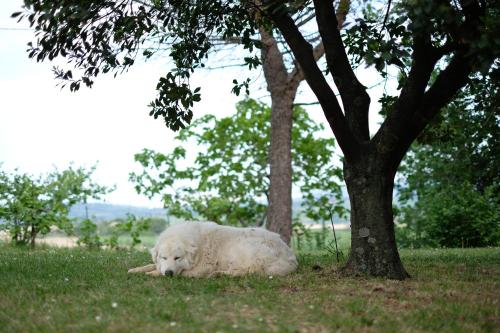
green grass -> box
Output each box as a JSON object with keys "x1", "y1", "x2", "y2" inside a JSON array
[
  {"x1": 0, "y1": 245, "x2": 498, "y2": 333},
  {"x1": 291, "y1": 229, "x2": 351, "y2": 254}
]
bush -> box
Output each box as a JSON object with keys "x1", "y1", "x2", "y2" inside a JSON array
[
  {"x1": 77, "y1": 214, "x2": 152, "y2": 249},
  {"x1": 397, "y1": 183, "x2": 500, "y2": 248},
  {"x1": 76, "y1": 219, "x2": 102, "y2": 249},
  {"x1": 149, "y1": 217, "x2": 169, "y2": 234}
]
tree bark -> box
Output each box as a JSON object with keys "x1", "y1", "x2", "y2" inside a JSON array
[
  {"x1": 30, "y1": 224, "x2": 37, "y2": 249},
  {"x1": 343, "y1": 154, "x2": 409, "y2": 280},
  {"x1": 266, "y1": 93, "x2": 294, "y2": 244},
  {"x1": 260, "y1": 27, "x2": 295, "y2": 244}
]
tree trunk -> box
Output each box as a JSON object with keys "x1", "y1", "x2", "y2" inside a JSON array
[
  {"x1": 266, "y1": 94, "x2": 294, "y2": 244},
  {"x1": 259, "y1": 27, "x2": 296, "y2": 244},
  {"x1": 343, "y1": 155, "x2": 410, "y2": 280},
  {"x1": 30, "y1": 224, "x2": 37, "y2": 249}
]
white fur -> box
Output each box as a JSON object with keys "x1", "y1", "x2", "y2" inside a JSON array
[{"x1": 146, "y1": 222, "x2": 298, "y2": 277}]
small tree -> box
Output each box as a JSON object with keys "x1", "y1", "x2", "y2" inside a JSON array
[
  {"x1": 0, "y1": 166, "x2": 111, "y2": 248},
  {"x1": 77, "y1": 218, "x2": 102, "y2": 249},
  {"x1": 130, "y1": 99, "x2": 346, "y2": 229}
]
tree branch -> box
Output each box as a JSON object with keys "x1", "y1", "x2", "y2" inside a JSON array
[
  {"x1": 312, "y1": 0, "x2": 371, "y2": 142},
  {"x1": 378, "y1": 0, "x2": 392, "y2": 38},
  {"x1": 295, "y1": 10, "x2": 316, "y2": 28},
  {"x1": 259, "y1": 26, "x2": 289, "y2": 95},
  {"x1": 374, "y1": 32, "x2": 441, "y2": 156},
  {"x1": 411, "y1": 51, "x2": 475, "y2": 138},
  {"x1": 288, "y1": 0, "x2": 350, "y2": 92},
  {"x1": 265, "y1": 4, "x2": 359, "y2": 160},
  {"x1": 374, "y1": 0, "x2": 489, "y2": 166},
  {"x1": 377, "y1": 50, "x2": 479, "y2": 167},
  {"x1": 287, "y1": 41, "x2": 324, "y2": 90}
]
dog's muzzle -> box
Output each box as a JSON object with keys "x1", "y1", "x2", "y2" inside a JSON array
[{"x1": 164, "y1": 270, "x2": 174, "y2": 276}]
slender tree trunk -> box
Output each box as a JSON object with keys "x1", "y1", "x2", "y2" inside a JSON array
[
  {"x1": 22, "y1": 225, "x2": 29, "y2": 245},
  {"x1": 342, "y1": 155, "x2": 409, "y2": 280},
  {"x1": 267, "y1": 93, "x2": 294, "y2": 244},
  {"x1": 30, "y1": 224, "x2": 36, "y2": 249},
  {"x1": 259, "y1": 27, "x2": 297, "y2": 244}
]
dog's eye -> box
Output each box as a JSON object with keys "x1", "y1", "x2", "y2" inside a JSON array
[
  {"x1": 161, "y1": 256, "x2": 167, "y2": 260},
  {"x1": 174, "y1": 257, "x2": 181, "y2": 261}
]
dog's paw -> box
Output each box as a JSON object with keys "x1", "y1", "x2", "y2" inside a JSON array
[{"x1": 127, "y1": 264, "x2": 157, "y2": 274}]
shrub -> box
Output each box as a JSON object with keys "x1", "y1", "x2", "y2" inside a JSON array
[{"x1": 397, "y1": 183, "x2": 500, "y2": 248}]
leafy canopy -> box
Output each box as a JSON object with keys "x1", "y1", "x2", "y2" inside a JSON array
[
  {"x1": 14, "y1": 0, "x2": 499, "y2": 144},
  {"x1": 130, "y1": 99, "x2": 346, "y2": 226}
]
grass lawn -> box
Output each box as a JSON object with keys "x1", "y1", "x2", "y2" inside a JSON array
[{"x1": 0, "y1": 245, "x2": 498, "y2": 333}]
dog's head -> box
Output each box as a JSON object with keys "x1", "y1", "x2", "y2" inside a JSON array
[{"x1": 151, "y1": 237, "x2": 197, "y2": 276}]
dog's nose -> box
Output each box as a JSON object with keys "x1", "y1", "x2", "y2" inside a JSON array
[{"x1": 164, "y1": 270, "x2": 174, "y2": 276}]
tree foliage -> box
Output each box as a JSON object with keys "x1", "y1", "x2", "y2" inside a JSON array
[
  {"x1": 14, "y1": 0, "x2": 261, "y2": 130},
  {"x1": 130, "y1": 99, "x2": 345, "y2": 226},
  {"x1": 396, "y1": 69, "x2": 500, "y2": 248},
  {"x1": 0, "y1": 166, "x2": 111, "y2": 247}
]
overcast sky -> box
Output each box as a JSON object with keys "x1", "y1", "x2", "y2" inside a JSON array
[{"x1": 0, "y1": 1, "x2": 394, "y2": 208}]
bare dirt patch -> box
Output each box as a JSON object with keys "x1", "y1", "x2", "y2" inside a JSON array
[{"x1": 38, "y1": 236, "x2": 78, "y2": 247}]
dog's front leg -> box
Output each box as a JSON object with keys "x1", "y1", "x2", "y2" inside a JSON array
[
  {"x1": 128, "y1": 263, "x2": 157, "y2": 274},
  {"x1": 145, "y1": 269, "x2": 162, "y2": 277}
]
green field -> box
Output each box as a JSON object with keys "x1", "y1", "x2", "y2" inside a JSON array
[{"x1": 0, "y1": 245, "x2": 498, "y2": 333}]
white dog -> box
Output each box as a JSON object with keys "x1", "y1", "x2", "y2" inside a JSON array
[{"x1": 128, "y1": 222, "x2": 298, "y2": 277}]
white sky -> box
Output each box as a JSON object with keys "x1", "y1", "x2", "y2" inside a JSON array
[{"x1": 0, "y1": 0, "x2": 395, "y2": 208}]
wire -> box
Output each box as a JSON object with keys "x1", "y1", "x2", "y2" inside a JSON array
[{"x1": 0, "y1": 27, "x2": 32, "y2": 31}]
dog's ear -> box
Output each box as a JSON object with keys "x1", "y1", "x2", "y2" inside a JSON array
[{"x1": 150, "y1": 247, "x2": 158, "y2": 263}]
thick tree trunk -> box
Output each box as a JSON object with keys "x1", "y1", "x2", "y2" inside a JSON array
[
  {"x1": 266, "y1": 94, "x2": 294, "y2": 244},
  {"x1": 343, "y1": 156, "x2": 410, "y2": 280}
]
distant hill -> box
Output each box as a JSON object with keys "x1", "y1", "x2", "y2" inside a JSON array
[
  {"x1": 70, "y1": 197, "x2": 350, "y2": 224},
  {"x1": 69, "y1": 203, "x2": 168, "y2": 222}
]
